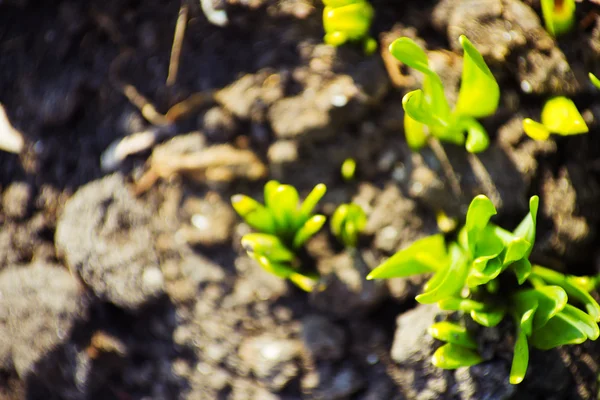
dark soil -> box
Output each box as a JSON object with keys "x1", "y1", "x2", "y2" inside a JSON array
[{"x1": 1, "y1": 0, "x2": 600, "y2": 399}]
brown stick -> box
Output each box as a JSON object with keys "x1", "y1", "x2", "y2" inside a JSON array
[{"x1": 167, "y1": 1, "x2": 189, "y2": 87}]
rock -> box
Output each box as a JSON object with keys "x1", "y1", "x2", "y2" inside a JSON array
[
  {"x1": 2, "y1": 182, "x2": 32, "y2": 219},
  {"x1": 362, "y1": 184, "x2": 430, "y2": 253},
  {"x1": 55, "y1": 173, "x2": 164, "y2": 310},
  {"x1": 433, "y1": 0, "x2": 578, "y2": 94},
  {"x1": 309, "y1": 364, "x2": 366, "y2": 400},
  {"x1": 0, "y1": 103, "x2": 24, "y2": 154},
  {"x1": 215, "y1": 70, "x2": 284, "y2": 120},
  {"x1": 239, "y1": 335, "x2": 301, "y2": 391},
  {"x1": 268, "y1": 58, "x2": 388, "y2": 142},
  {"x1": 0, "y1": 263, "x2": 87, "y2": 379},
  {"x1": 311, "y1": 250, "x2": 387, "y2": 318},
  {"x1": 200, "y1": 106, "x2": 238, "y2": 142},
  {"x1": 301, "y1": 315, "x2": 346, "y2": 361},
  {"x1": 178, "y1": 192, "x2": 236, "y2": 247},
  {"x1": 391, "y1": 304, "x2": 439, "y2": 366}
]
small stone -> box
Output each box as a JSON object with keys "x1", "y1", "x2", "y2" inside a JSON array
[{"x1": 2, "y1": 182, "x2": 31, "y2": 219}]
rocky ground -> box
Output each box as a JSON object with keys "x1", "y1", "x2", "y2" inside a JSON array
[{"x1": 1, "y1": 0, "x2": 600, "y2": 399}]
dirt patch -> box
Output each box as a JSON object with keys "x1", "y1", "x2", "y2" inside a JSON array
[{"x1": 1, "y1": 0, "x2": 600, "y2": 399}]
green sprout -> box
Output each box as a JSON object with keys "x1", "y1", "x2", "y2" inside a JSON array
[
  {"x1": 523, "y1": 96, "x2": 588, "y2": 141},
  {"x1": 391, "y1": 36, "x2": 500, "y2": 153},
  {"x1": 322, "y1": 0, "x2": 377, "y2": 54},
  {"x1": 590, "y1": 73, "x2": 600, "y2": 90},
  {"x1": 367, "y1": 194, "x2": 600, "y2": 384},
  {"x1": 541, "y1": 0, "x2": 576, "y2": 37},
  {"x1": 341, "y1": 158, "x2": 357, "y2": 181},
  {"x1": 330, "y1": 203, "x2": 367, "y2": 248},
  {"x1": 232, "y1": 181, "x2": 327, "y2": 291}
]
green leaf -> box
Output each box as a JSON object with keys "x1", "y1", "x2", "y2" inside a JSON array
[
  {"x1": 297, "y1": 183, "x2": 327, "y2": 228},
  {"x1": 541, "y1": 0, "x2": 576, "y2": 37},
  {"x1": 254, "y1": 255, "x2": 297, "y2": 279},
  {"x1": 460, "y1": 117, "x2": 490, "y2": 153},
  {"x1": 404, "y1": 113, "x2": 429, "y2": 150},
  {"x1": 231, "y1": 194, "x2": 276, "y2": 234},
  {"x1": 402, "y1": 90, "x2": 448, "y2": 129},
  {"x1": 416, "y1": 243, "x2": 468, "y2": 304},
  {"x1": 431, "y1": 343, "x2": 483, "y2": 370},
  {"x1": 522, "y1": 118, "x2": 551, "y2": 141},
  {"x1": 288, "y1": 271, "x2": 319, "y2": 292},
  {"x1": 541, "y1": 97, "x2": 589, "y2": 136},
  {"x1": 270, "y1": 184, "x2": 300, "y2": 236},
  {"x1": 264, "y1": 180, "x2": 281, "y2": 210},
  {"x1": 341, "y1": 158, "x2": 357, "y2": 181},
  {"x1": 323, "y1": 0, "x2": 359, "y2": 7},
  {"x1": 330, "y1": 204, "x2": 348, "y2": 239},
  {"x1": 438, "y1": 297, "x2": 486, "y2": 312},
  {"x1": 455, "y1": 35, "x2": 500, "y2": 118},
  {"x1": 428, "y1": 321, "x2": 478, "y2": 349},
  {"x1": 530, "y1": 265, "x2": 600, "y2": 321},
  {"x1": 511, "y1": 258, "x2": 532, "y2": 285},
  {"x1": 241, "y1": 233, "x2": 297, "y2": 264},
  {"x1": 367, "y1": 234, "x2": 448, "y2": 279},
  {"x1": 561, "y1": 304, "x2": 600, "y2": 340},
  {"x1": 465, "y1": 195, "x2": 497, "y2": 254},
  {"x1": 503, "y1": 237, "x2": 531, "y2": 266},
  {"x1": 513, "y1": 196, "x2": 539, "y2": 249},
  {"x1": 590, "y1": 73, "x2": 600, "y2": 90},
  {"x1": 471, "y1": 307, "x2": 505, "y2": 327},
  {"x1": 512, "y1": 286, "x2": 568, "y2": 329},
  {"x1": 292, "y1": 214, "x2": 326, "y2": 249},
  {"x1": 510, "y1": 329, "x2": 529, "y2": 385},
  {"x1": 388, "y1": 37, "x2": 430, "y2": 74},
  {"x1": 323, "y1": 3, "x2": 373, "y2": 39},
  {"x1": 529, "y1": 309, "x2": 589, "y2": 350},
  {"x1": 331, "y1": 203, "x2": 367, "y2": 247},
  {"x1": 467, "y1": 256, "x2": 502, "y2": 287}
]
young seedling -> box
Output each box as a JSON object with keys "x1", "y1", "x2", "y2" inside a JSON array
[
  {"x1": 232, "y1": 181, "x2": 327, "y2": 291},
  {"x1": 341, "y1": 158, "x2": 357, "y2": 181},
  {"x1": 367, "y1": 194, "x2": 600, "y2": 384},
  {"x1": 523, "y1": 96, "x2": 588, "y2": 141},
  {"x1": 330, "y1": 203, "x2": 367, "y2": 248},
  {"x1": 391, "y1": 36, "x2": 500, "y2": 153},
  {"x1": 322, "y1": 0, "x2": 377, "y2": 54},
  {"x1": 541, "y1": 0, "x2": 576, "y2": 37},
  {"x1": 590, "y1": 73, "x2": 600, "y2": 90}
]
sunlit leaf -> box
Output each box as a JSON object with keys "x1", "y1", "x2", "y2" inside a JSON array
[
  {"x1": 522, "y1": 118, "x2": 551, "y2": 141},
  {"x1": 438, "y1": 297, "x2": 486, "y2": 312},
  {"x1": 428, "y1": 321, "x2": 478, "y2": 349},
  {"x1": 241, "y1": 233, "x2": 297, "y2": 264},
  {"x1": 431, "y1": 343, "x2": 483, "y2": 370},
  {"x1": 292, "y1": 214, "x2": 326, "y2": 249},
  {"x1": 529, "y1": 309, "x2": 588, "y2": 350},
  {"x1": 471, "y1": 307, "x2": 505, "y2": 327},
  {"x1": 590, "y1": 73, "x2": 600, "y2": 90},
  {"x1": 323, "y1": 3, "x2": 373, "y2": 38},
  {"x1": 465, "y1": 195, "x2": 497, "y2": 254},
  {"x1": 541, "y1": 97, "x2": 588, "y2": 136},
  {"x1": 512, "y1": 286, "x2": 568, "y2": 329},
  {"x1": 404, "y1": 113, "x2": 429, "y2": 150},
  {"x1": 455, "y1": 35, "x2": 500, "y2": 118},
  {"x1": 231, "y1": 194, "x2": 276, "y2": 234},
  {"x1": 367, "y1": 234, "x2": 448, "y2": 279},
  {"x1": 297, "y1": 183, "x2": 327, "y2": 229},
  {"x1": 510, "y1": 329, "x2": 529, "y2": 385},
  {"x1": 402, "y1": 90, "x2": 447, "y2": 129},
  {"x1": 417, "y1": 244, "x2": 468, "y2": 304}
]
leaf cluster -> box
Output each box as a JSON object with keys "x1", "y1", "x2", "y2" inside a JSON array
[
  {"x1": 322, "y1": 0, "x2": 377, "y2": 54},
  {"x1": 232, "y1": 181, "x2": 327, "y2": 291},
  {"x1": 330, "y1": 203, "x2": 367, "y2": 248},
  {"x1": 391, "y1": 36, "x2": 499, "y2": 153},
  {"x1": 367, "y1": 195, "x2": 600, "y2": 384}
]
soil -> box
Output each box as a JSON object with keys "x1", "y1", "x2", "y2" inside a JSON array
[{"x1": 1, "y1": 0, "x2": 600, "y2": 399}]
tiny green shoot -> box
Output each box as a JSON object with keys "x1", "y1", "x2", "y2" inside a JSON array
[
  {"x1": 341, "y1": 158, "x2": 357, "y2": 181},
  {"x1": 322, "y1": 0, "x2": 377, "y2": 54},
  {"x1": 330, "y1": 203, "x2": 367, "y2": 248},
  {"x1": 391, "y1": 35, "x2": 500, "y2": 153},
  {"x1": 367, "y1": 194, "x2": 600, "y2": 384},
  {"x1": 523, "y1": 96, "x2": 588, "y2": 141},
  {"x1": 590, "y1": 73, "x2": 600, "y2": 90},
  {"x1": 232, "y1": 181, "x2": 327, "y2": 291},
  {"x1": 541, "y1": 0, "x2": 576, "y2": 37}
]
